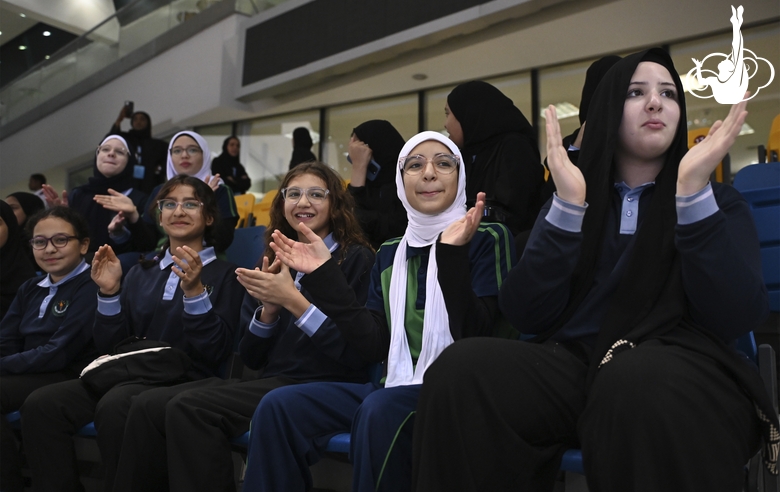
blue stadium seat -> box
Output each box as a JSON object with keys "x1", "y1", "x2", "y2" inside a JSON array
[{"x1": 224, "y1": 225, "x2": 266, "y2": 269}]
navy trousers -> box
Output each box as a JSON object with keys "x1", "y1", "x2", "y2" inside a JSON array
[{"x1": 244, "y1": 382, "x2": 421, "y2": 492}]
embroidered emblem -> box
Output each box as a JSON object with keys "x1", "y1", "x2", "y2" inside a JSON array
[
  {"x1": 598, "y1": 339, "x2": 635, "y2": 368},
  {"x1": 52, "y1": 300, "x2": 70, "y2": 317},
  {"x1": 204, "y1": 284, "x2": 214, "y2": 297}
]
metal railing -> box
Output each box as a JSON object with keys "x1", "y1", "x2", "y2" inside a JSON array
[{"x1": 0, "y1": 0, "x2": 288, "y2": 129}]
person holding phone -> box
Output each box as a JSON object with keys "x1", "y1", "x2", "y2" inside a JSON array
[
  {"x1": 109, "y1": 103, "x2": 168, "y2": 195},
  {"x1": 347, "y1": 120, "x2": 408, "y2": 249}
]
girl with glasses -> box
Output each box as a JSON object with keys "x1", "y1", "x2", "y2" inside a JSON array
[
  {"x1": 20, "y1": 176, "x2": 244, "y2": 492},
  {"x1": 241, "y1": 132, "x2": 515, "y2": 492},
  {"x1": 1, "y1": 206, "x2": 98, "y2": 492},
  {"x1": 413, "y1": 49, "x2": 773, "y2": 492},
  {"x1": 105, "y1": 162, "x2": 375, "y2": 492}
]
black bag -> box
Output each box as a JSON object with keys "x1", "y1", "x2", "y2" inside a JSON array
[{"x1": 79, "y1": 337, "x2": 192, "y2": 394}]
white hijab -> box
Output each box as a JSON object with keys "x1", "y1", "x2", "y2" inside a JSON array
[
  {"x1": 385, "y1": 131, "x2": 467, "y2": 388},
  {"x1": 165, "y1": 131, "x2": 215, "y2": 183},
  {"x1": 100, "y1": 135, "x2": 130, "y2": 152}
]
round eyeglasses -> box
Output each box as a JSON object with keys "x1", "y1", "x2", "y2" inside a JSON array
[
  {"x1": 400, "y1": 154, "x2": 459, "y2": 176},
  {"x1": 170, "y1": 147, "x2": 202, "y2": 157},
  {"x1": 280, "y1": 187, "x2": 330, "y2": 204},
  {"x1": 157, "y1": 199, "x2": 203, "y2": 213},
  {"x1": 30, "y1": 234, "x2": 79, "y2": 250}
]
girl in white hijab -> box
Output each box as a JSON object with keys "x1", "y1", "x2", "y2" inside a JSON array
[{"x1": 240, "y1": 131, "x2": 516, "y2": 492}]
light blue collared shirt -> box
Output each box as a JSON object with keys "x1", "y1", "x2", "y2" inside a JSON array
[
  {"x1": 249, "y1": 233, "x2": 340, "y2": 338},
  {"x1": 37, "y1": 260, "x2": 90, "y2": 318},
  {"x1": 97, "y1": 246, "x2": 217, "y2": 316},
  {"x1": 546, "y1": 181, "x2": 720, "y2": 234}
]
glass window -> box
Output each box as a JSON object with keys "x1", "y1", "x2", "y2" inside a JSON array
[
  {"x1": 196, "y1": 123, "x2": 234, "y2": 168},
  {"x1": 671, "y1": 22, "x2": 780, "y2": 178},
  {"x1": 538, "y1": 59, "x2": 597, "y2": 159},
  {"x1": 236, "y1": 110, "x2": 320, "y2": 194},
  {"x1": 324, "y1": 94, "x2": 418, "y2": 181},
  {"x1": 425, "y1": 85, "x2": 458, "y2": 134}
]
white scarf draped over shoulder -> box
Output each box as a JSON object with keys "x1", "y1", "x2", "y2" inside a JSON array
[{"x1": 385, "y1": 131, "x2": 467, "y2": 388}]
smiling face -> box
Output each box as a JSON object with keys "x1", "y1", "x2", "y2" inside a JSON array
[
  {"x1": 171, "y1": 135, "x2": 204, "y2": 176},
  {"x1": 226, "y1": 138, "x2": 240, "y2": 157},
  {"x1": 283, "y1": 173, "x2": 331, "y2": 242},
  {"x1": 444, "y1": 103, "x2": 464, "y2": 148},
  {"x1": 402, "y1": 140, "x2": 459, "y2": 216},
  {"x1": 159, "y1": 184, "x2": 212, "y2": 245},
  {"x1": 32, "y1": 217, "x2": 89, "y2": 283},
  {"x1": 616, "y1": 61, "x2": 681, "y2": 165},
  {"x1": 96, "y1": 138, "x2": 130, "y2": 178}
]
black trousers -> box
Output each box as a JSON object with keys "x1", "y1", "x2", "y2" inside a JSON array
[
  {"x1": 114, "y1": 375, "x2": 299, "y2": 492},
  {"x1": 20, "y1": 378, "x2": 180, "y2": 492},
  {"x1": 413, "y1": 337, "x2": 761, "y2": 492},
  {"x1": 0, "y1": 371, "x2": 77, "y2": 492}
]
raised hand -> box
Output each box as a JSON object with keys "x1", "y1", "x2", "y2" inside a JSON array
[
  {"x1": 41, "y1": 184, "x2": 69, "y2": 208},
  {"x1": 107, "y1": 212, "x2": 127, "y2": 235},
  {"x1": 677, "y1": 93, "x2": 748, "y2": 196},
  {"x1": 545, "y1": 105, "x2": 586, "y2": 206},
  {"x1": 441, "y1": 191, "x2": 485, "y2": 246},
  {"x1": 92, "y1": 245, "x2": 122, "y2": 295},
  {"x1": 205, "y1": 174, "x2": 221, "y2": 191},
  {"x1": 268, "y1": 225, "x2": 332, "y2": 274},
  {"x1": 171, "y1": 245, "x2": 204, "y2": 297},
  {"x1": 94, "y1": 189, "x2": 140, "y2": 223},
  {"x1": 348, "y1": 135, "x2": 372, "y2": 187}
]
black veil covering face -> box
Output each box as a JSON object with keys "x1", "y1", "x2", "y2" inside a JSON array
[
  {"x1": 446, "y1": 81, "x2": 544, "y2": 235},
  {"x1": 352, "y1": 120, "x2": 405, "y2": 187}
]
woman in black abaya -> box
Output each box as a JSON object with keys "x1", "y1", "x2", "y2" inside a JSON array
[
  {"x1": 413, "y1": 48, "x2": 775, "y2": 492},
  {"x1": 445, "y1": 81, "x2": 544, "y2": 235},
  {"x1": 212, "y1": 136, "x2": 251, "y2": 195}
]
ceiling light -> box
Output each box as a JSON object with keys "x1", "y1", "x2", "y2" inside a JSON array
[
  {"x1": 45, "y1": 55, "x2": 50, "y2": 60},
  {"x1": 43, "y1": 31, "x2": 51, "y2": 37},
  {"x1": 19, "y1": 13, "x2": 26, "y2": 17},
  {"x1": 539, "y1": 102, "x2": 580, "y2": 120},
  {"x1": 18, "y1": 45, "x2": 27, "y2": 51},
  {"x1": 680, "y1": 72, "x2": 705, "y2": 94},
  {"x1": 412, "y1": 73, "x2": 428, "y2": 81}
]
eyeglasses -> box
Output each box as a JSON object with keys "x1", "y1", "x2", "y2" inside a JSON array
[
  {"x1": 170, "y1": 147, "x2": 202, "y2": 157},
  {"x1": 96, "y1": 146, "x2": 129, "y2": 158},
  {"x1": 157, "y1": 199, "x2": 203, "y2": 213},
  {"x1": 30, "y1": 234, "x2": 79, "y2": 250},
  {"x1": 280, "y1": 187, "x2": 330, "y2": 204},
  {"x1": 399, "y1": 154, "x2": 459, "y2": 176}
]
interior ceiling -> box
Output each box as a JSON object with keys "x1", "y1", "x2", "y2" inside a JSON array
[{"x1": 0, "y1": 5, "x2": 37, "y2": 47}]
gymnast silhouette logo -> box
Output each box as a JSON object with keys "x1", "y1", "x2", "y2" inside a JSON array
[{"x1": 686, "y1": 5, "x2": 774, "y2": 104}]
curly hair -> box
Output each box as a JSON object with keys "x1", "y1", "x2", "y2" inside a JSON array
[
  {"x1": 265, "y1": 162, "x2": 371, "y2": 264},
  {"x1": 140, "y1": 175, "x2": 220, "y2": 268}
]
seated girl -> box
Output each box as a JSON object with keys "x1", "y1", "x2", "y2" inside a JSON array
[
  {"x1": 242, "y1": 131, "x2": 515, "y2": 492},
  {"x1": 110, "y1": 161, "x2": 375, "y2": 492},
  {"x1": 412, "y1": 48, "x2": 773, "y2": 492},
  {"x1": 20, "y1": 175, "x2": 244, "y2": 492},
  {"x1": 1, "y1": 206, "x2": 97, "y2": 492}
]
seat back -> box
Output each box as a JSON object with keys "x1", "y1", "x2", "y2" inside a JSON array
[
  {"x1": 733, "y1": 163, "x2": 780, "y2": 312},
  {"x1": 224, "y1": 225, "x2": 266, "y2": 270},
  {"x1": 252, "y1": 190, "x2": 278, "y2": 228},
  {"x1": 233, "y1": 193, "x2": 257, "y2": 228},
  {"x1": 768, "y1": 114, "x2": 780, "y2": 162}
]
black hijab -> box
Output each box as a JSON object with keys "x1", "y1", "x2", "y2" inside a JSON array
[
  {"x1": 1, "y1": 200, "x2": 36, "y2": 319},
  {"x1": 540, "y1": 48, "x2": 778, "y2": 465},
  {"x1": 352, "y1": 120, "x2": 405, "y2": 187},
  {"x1": 578, "y1": 55, "x2": 622, "y2": 125},
  {"x1": 447, "y1": 80, "x2": 537, "y2": 155},
  {"x1": 214, "y1": 136, "x2": 241, "y2": 166},
  {"x1": 127, "y1": 111, "x2": 152, "y2": 141},
  {"x1": 290, "y1": 127, "x2": 317, "y2": 169},
  {"x1": 7, "y1": 191, "x2": 45, "y2": 226}
]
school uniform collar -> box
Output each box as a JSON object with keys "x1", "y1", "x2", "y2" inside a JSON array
[
  {"x1": 37, "y1": 260, "x2": 89, "y2": 288},
  {"x1": 159, "y1": 246, "x2": 217, "y2": 270}
]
